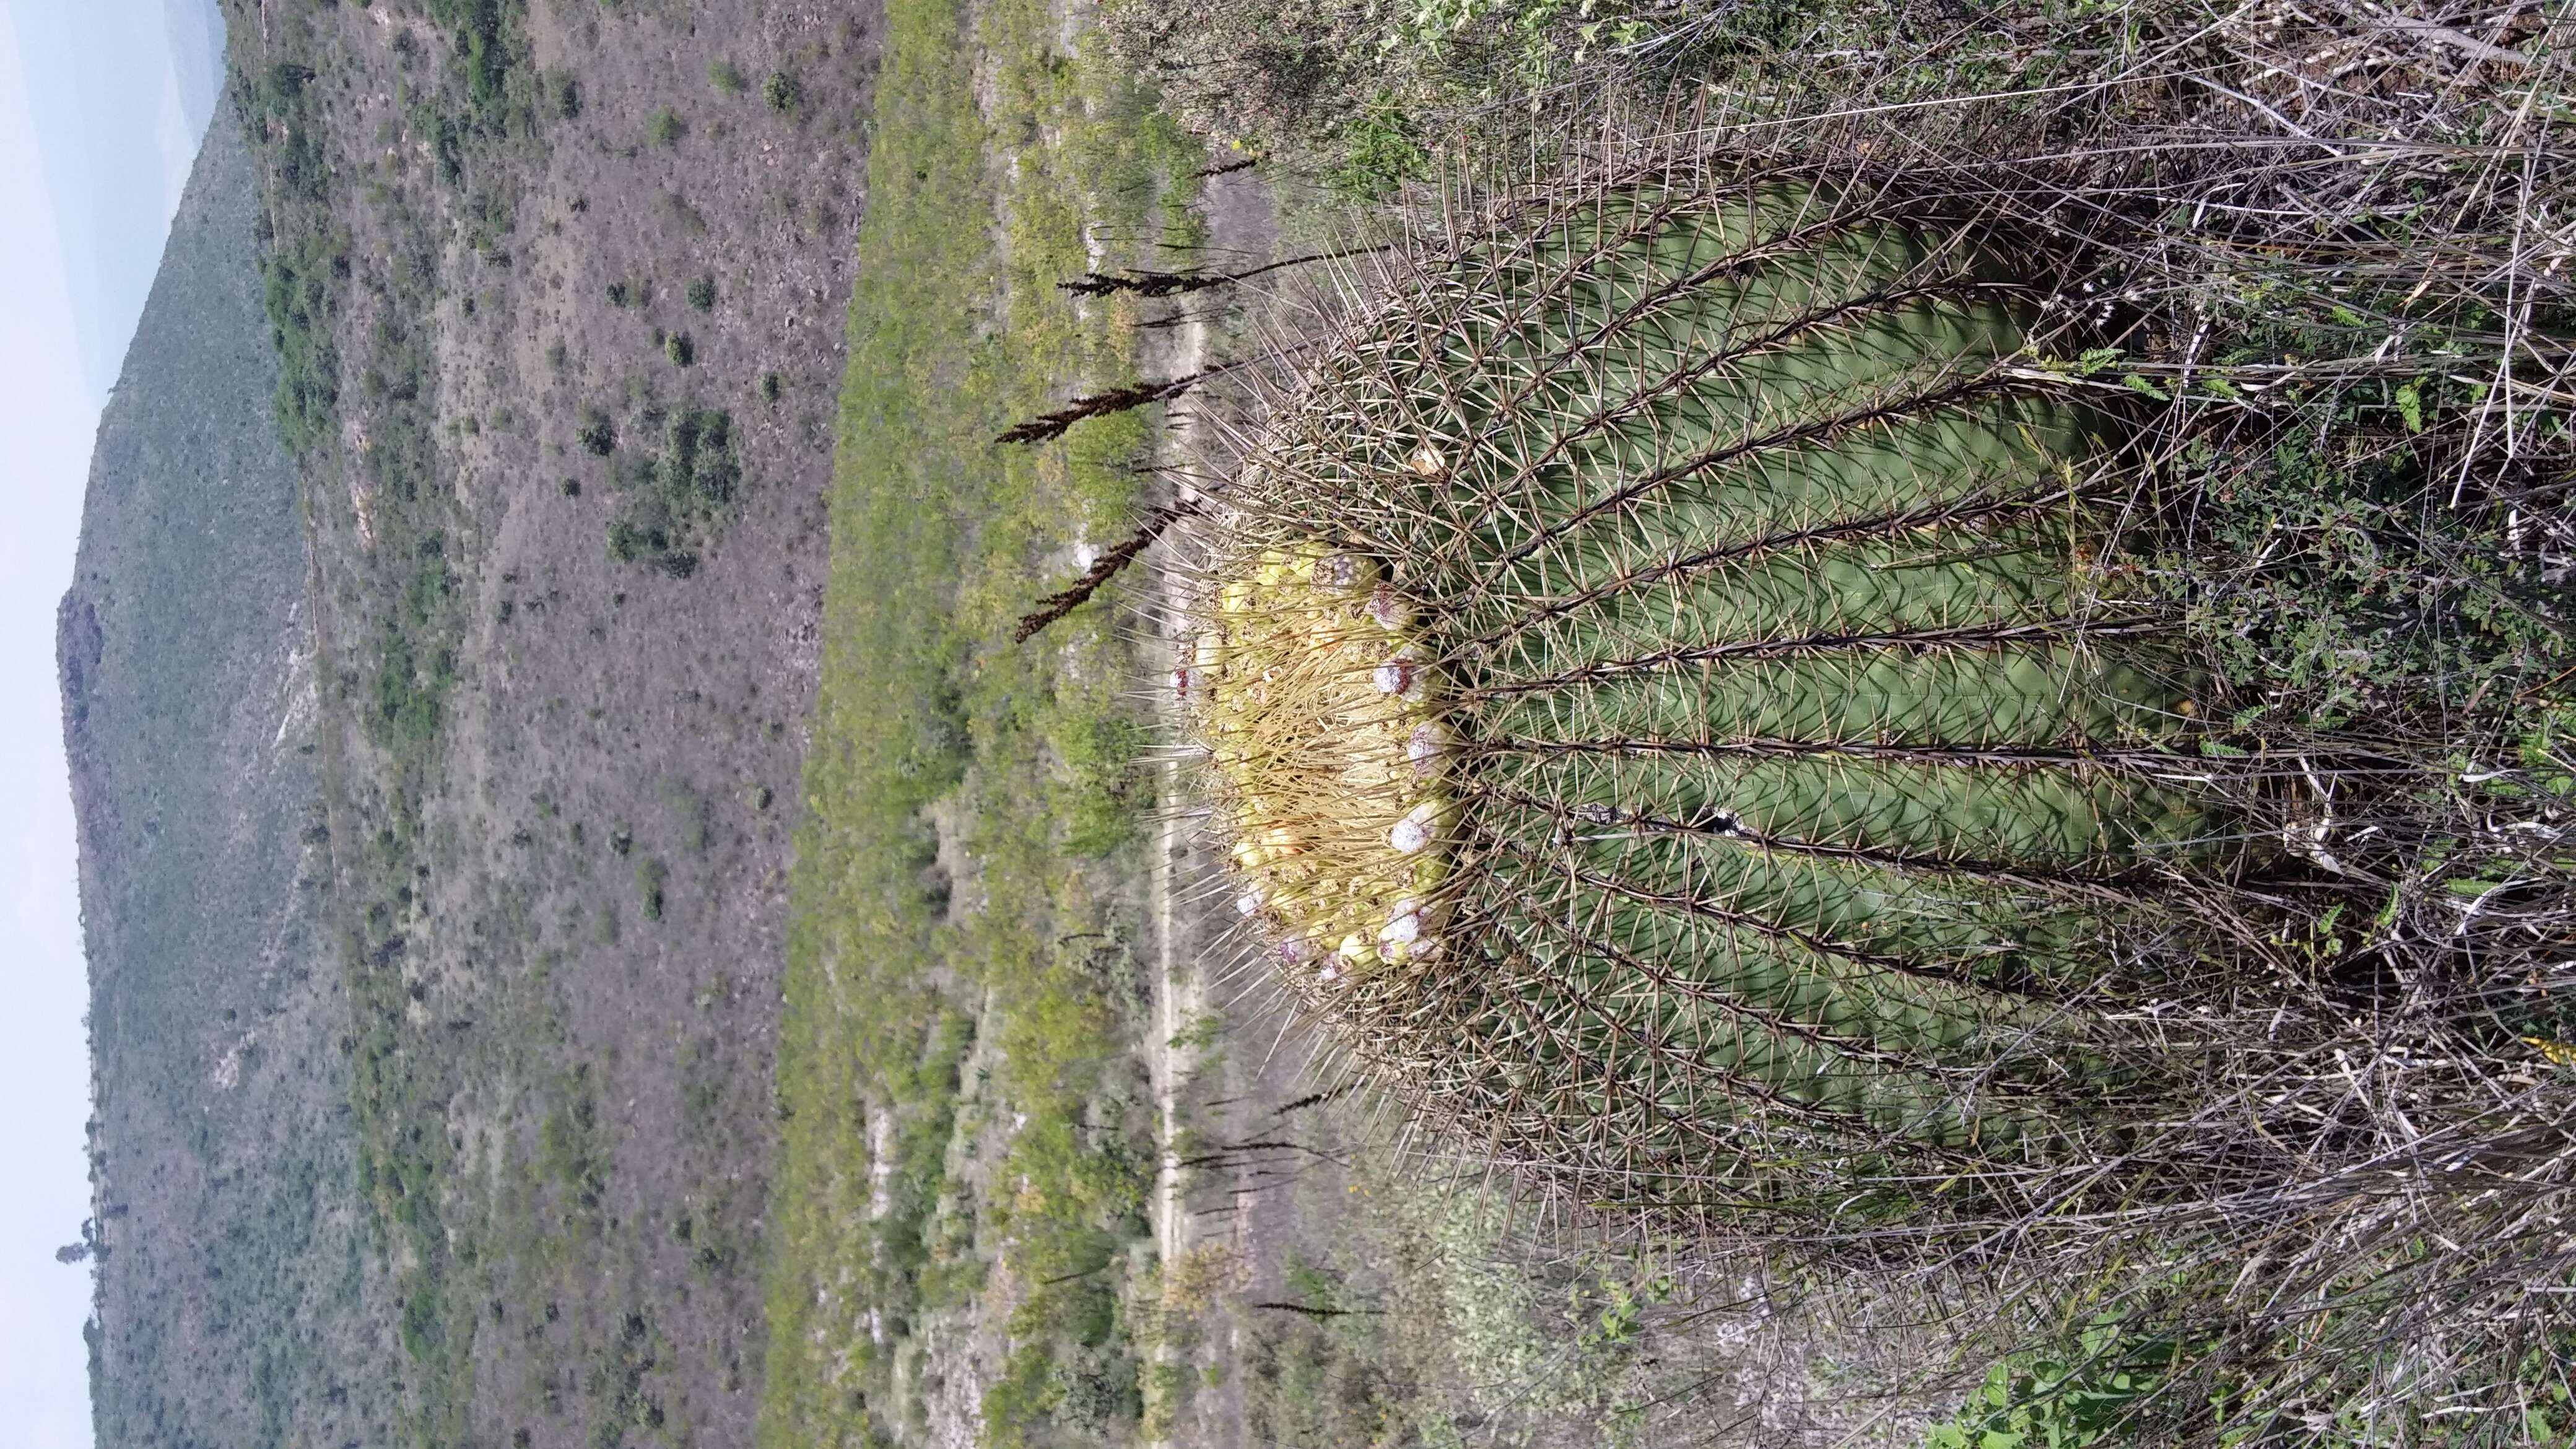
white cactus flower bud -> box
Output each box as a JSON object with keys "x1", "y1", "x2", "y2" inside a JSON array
[
  {"x1": 1365, "y1": 584, "x2": 1412, "y2": 631},
  {"x1": 1406, "y1": 723, "x2": 1444, "y2": 774},
  {"x1": 1391, "y1": 803, "x2": 1438, "y2": 855}
]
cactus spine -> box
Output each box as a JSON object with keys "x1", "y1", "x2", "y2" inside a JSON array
[{"x1": 1183, "y1": 177, "x2": 2246, "y2": 1211}]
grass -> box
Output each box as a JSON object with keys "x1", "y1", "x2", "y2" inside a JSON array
[{"x1": 755, "y1": 2, "x2": 1205, "y2": 1446}]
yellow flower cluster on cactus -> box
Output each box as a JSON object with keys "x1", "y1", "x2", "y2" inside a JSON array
[{"x1": 1180, "y1": 540, "x2": 1453, "y2": 980}]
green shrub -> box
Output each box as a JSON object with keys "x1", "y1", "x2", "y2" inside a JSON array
[
  {"x1": 708, "y1": 58, "x2": 746, "y2": 97},
  {"x1": 1925, "y1": 1318, "x2": 2204, "y2": 1449},
  {"x1": 604, "y1": 406, "x2": 740, "y2": 572},
  {"x1": 1331, "y1": 94, "x2": 1428, "y2": 198},
  {"x1": 647, "y1": 107, "x2": 684, "y2": 147},
  {"x1": 685, "y1": 276, "x2": 716, "y2": 311},
  {"x1": 636, "y1": 858, "x2": 668, "y2": 920},
  {"x1": 762, "y1": 71, "x2": 799, "y2": 113}
]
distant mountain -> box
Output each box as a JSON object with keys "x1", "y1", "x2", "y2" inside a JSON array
[
  {"x1": 59, "y1": 102, "x2": 393, "y2": 1449},
  {"x1": 7, "y1": 0, "x2": 227, "y2": 404}
]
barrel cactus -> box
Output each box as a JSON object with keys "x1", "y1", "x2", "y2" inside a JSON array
[{"x1": 1178, "y1": 176, "x2": 2261, "y2": 1217}]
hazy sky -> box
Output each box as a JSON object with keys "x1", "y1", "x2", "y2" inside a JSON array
[
  {"x1": 15, "y1": 0, "x2": 222, "y2": 403},
  {"x1": 1, "y1": 3, "x2": 223, "y2": 1446}
]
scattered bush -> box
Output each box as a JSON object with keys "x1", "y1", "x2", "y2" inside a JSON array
[
  {"x1": 660, "y1": 190, "x2": 710, "y2": 236},
  {"x1": 761, "y1": 71, "x2": 799, "y2": 113},
  {"x1": 575, "y1": 408, "x2": 616, "y2": 456},
  {"x1": 685, "y1": 276, "x2": 716, "y2": 311},
  {"x1": 604, "y1": 406, "x2": 741, "y2": 573},
  {"x1": 635, "y1": 858, "x2": 668, "y2": 921},
  {"x1": 708, "y1": 58, "x2": 746, "y2": 97}
]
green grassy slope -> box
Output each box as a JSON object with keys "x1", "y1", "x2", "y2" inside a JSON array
[{"x1": 759, "y1": 2, "x2": 1204, "y2": 1445}]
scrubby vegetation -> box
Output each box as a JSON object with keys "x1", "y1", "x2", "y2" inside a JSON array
[
  {"x1": 604, "y1": 406, "x2": 739, "y2": 576},
  {"x1": 190, "y1": 0, "x2": 884, "y2": 1445},
  {"x1": 229, "y1": 1, "x2": 529, "y2": 1431}
]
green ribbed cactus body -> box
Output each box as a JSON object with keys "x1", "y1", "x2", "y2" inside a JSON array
[{"x1": 1204, "y1": 180, "x2": 2242, "y2": 1201}]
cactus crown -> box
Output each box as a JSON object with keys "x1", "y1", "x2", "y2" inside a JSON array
[
  {"x1": 1180, "y1": 173, "x2": 2244, "y2": 1215},
  {"x1": 1188, "y1": 541, "x2": 1453, "y2": 977}
]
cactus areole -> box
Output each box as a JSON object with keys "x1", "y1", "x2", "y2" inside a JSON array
[{"x1": 1179, "y1": 178, "x2": 2241, "y2": 1212}]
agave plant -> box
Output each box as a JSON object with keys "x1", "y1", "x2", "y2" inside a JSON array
[{"x1": 1178, "y1": 175, "x2": 2271, "y2": 1219}]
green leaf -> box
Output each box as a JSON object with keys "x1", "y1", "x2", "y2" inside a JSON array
[{"x1": 2120, "y1": 373, "x2": 2170, "y2": 401}]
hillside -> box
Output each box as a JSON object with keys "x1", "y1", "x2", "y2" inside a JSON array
[
  {"x1": 61, "y1": 103, "x2": 394, "y2": 1448},
  {"x1": 202, "y1": 0, "x2": 889, "y2": 1440}
]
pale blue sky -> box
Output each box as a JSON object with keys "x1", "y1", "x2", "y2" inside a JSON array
[{"x1": 1, "y1": 3, "x2": 223, "y2": 1446}]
